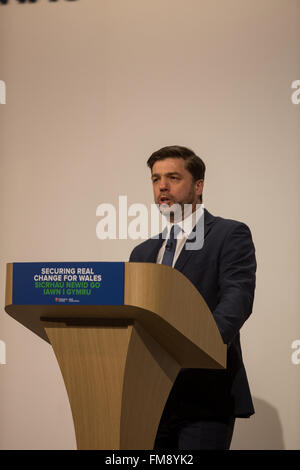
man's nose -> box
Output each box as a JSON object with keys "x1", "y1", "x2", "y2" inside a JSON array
[{"x1": 159, "y1": 178, "x2": 169, "y2": 191}]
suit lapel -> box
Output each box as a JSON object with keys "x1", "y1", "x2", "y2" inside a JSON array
[
  {"x1": 144, "y1": 210, "x2": 216, "y2": 267},
  {"x1": 144, "y1": 227, "x2": 167, "y2": 262},
  {"x1": 174, "y1": 209, "x2": 215, "y2": 272}
]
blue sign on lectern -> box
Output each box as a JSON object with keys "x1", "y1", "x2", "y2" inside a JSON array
[{"x1": 12, "y1": 262, "x2": 124, "y2": 306}]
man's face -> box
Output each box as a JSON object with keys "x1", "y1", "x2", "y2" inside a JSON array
[{"x1": 151, "y1": 158, "x2": 204, "y2": 220}]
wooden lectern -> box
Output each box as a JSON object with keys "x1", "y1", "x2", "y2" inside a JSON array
[{"x1": 5, "y1": 262, "x2": 226, "y2": 450}]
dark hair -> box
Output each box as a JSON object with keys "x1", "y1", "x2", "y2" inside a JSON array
[{"x1": 147, "y1": 145, "x2": 206, "y2": 202}]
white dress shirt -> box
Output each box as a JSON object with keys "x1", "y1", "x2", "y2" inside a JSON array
[{"x1": 156, "y1": 204, "x2": 204, "y2": 267}]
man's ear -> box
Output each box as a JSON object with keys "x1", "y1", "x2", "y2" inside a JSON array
[{"x1": 195, "y1": 179, "x2": 204, "y2": 198}]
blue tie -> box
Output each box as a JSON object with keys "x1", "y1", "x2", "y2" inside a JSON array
[{"x1": 161, "y1": 225, "x2": 180, "y2": 267}]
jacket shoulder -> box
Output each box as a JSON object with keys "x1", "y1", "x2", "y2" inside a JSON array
[
  {"x1": 207, "y1": 210, "x2": 252, "y2": 233},
  {"x1": 129, "y1": 236, "x2": 159, "y2": 262}
]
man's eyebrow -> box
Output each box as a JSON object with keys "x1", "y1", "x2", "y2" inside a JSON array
[{"x1": 151, "y1": 172, "x2": 181, "y2": 179}]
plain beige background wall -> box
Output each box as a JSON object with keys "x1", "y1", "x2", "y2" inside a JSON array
[{"x1": 0, "y1": 0, "x2": 299, "y2": 449}]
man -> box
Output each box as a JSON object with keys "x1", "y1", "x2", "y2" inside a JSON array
[{"x1": 129, "y1": 145, "x2": 256, "y2": 450}]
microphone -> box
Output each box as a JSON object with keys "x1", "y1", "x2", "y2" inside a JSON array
[{"x1": 166, "y1": 239, "x2": 173, "y2": 251}]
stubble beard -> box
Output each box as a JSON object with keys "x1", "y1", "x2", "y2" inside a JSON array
[{"x1": 158, "y1": 188, "x2": 198, "y2": 223}]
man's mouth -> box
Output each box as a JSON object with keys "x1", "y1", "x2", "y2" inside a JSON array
[{"x1": 159, "y1": 196, "x2": 172, "y2": 205}]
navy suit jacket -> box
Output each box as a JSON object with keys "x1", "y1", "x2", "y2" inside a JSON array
[{"x1": 129, "y1": 209, "x2": 256, "y2": 418}]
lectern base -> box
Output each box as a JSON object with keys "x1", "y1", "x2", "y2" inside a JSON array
[{"x1": 43, "y1": 320, "x2": 180, "y2": 450}]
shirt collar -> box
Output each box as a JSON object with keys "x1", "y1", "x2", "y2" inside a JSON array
[{"x1": 164, "y1": 203, "x2": 204, "y2": 238}]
